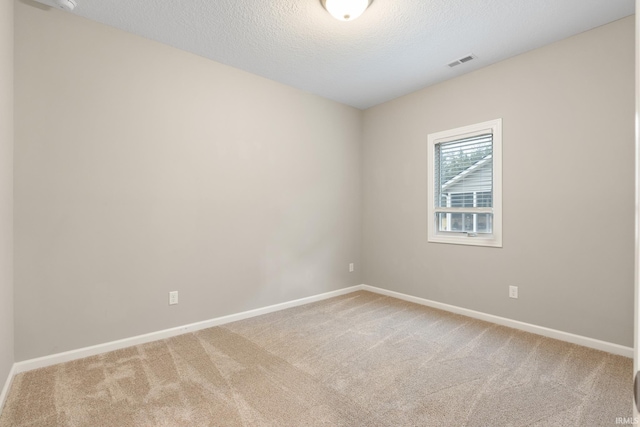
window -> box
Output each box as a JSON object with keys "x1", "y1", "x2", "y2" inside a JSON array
[{"x1": 427, "y1": 119, "x2": 502, "y2": 247}]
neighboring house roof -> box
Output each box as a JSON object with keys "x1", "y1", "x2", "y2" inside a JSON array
[{"x1": 442, "y1": 155, "x2": 492, "y2": 193}]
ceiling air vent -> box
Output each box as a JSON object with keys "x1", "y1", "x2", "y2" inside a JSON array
[{"x1": 448, "y1": 54, "x2": 476, "y2": 68}]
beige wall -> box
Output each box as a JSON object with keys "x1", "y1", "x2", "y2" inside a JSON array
[
  {"x1": 14, "y1": 2, "x2": 362, "y2": 360},
  {"x1": 0, "y1": 0, "x2": 14, "y2": 387},
  {"x1": 12, "y1": 1, "x2": 635, "y2": 361},
  {"x1": 362, "y1": 16, "x2": 635, "y2": 347}
]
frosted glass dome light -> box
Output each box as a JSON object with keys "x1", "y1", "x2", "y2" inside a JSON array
[{"x1": 321, "y1": 0, "x2": 373, "y2": 21}]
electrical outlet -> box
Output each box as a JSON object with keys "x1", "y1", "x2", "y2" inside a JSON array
[
  {"x1": 509, "y1": 286, "x2": 518, "y2": 299},
  {"x1": 169, "y1": 291, "x2": 179, "y2": 305},
  {"x1": 349, "y1": 263, "x2": 354, "y2": 273}
]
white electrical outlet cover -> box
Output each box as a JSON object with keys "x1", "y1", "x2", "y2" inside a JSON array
[{"x1": 169, "y1": 291, "x2": 179, "y2": 305}]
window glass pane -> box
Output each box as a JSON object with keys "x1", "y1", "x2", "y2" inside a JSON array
[
  {"x1": 450, "y1": 213, "x2": 463, "y2": 231},
  {"x1": 435, "y1": 134, "x2": 493, "y2": 208},
  {"x1": 462, "y1": 213, "x2": 474, "y2": 232},
  {"x1": 476, "y1": 191, "x2": 492, "y2": 208},
  {"x1": 476, "y1": 214, "x2": 493, "y2": 233},
  {"x1": 437, "y1": 213, "x2": 493, "y2": 234},
  {"x1": 444, "y1": 191, "x2": 491, "y2": 208},
  {"x1": 449, "y1": 193, "x2": 474, "y2": 207}
]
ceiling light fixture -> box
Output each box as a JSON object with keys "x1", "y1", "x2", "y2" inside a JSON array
[
  {"x1": 55, "y1": 0, "x2": 77, "y2": 11},
  {"x1": 320, "y1": 0, "x2": 373, "y2": 21}
]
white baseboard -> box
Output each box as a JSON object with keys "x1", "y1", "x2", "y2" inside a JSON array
[
  {"x1": 0, "y1": 363, "x2": 16, "y2": 414},
  {"x1": 360, "y1": 284, "x2": 633, "y2": 358},
  {"x1": 14, "y1": 286, "x2": 362, "y2": 374},
  {"x1": 12, "y1": 283, "x2": 632, "y2": 377}
]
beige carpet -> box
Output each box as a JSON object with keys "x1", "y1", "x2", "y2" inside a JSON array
[{"x1": 0, "y1": 291, "x2": 633, "y2": 426}]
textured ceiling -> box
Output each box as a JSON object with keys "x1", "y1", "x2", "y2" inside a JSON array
[{"x1": 32, "y1": 0, "x2": 635, "y2": 109}]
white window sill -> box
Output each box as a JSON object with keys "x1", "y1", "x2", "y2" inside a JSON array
[{"x1": 428, "y1": 234, "x2": 502, "y2": 248}]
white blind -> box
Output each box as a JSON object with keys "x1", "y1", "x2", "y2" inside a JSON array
[{"x1": 434, "y1": 133, "x2": 493, "y2": 209}]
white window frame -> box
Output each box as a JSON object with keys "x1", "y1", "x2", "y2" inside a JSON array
[{"x1": 427, "y1": 118, "x2": 502, "y2": 247}]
